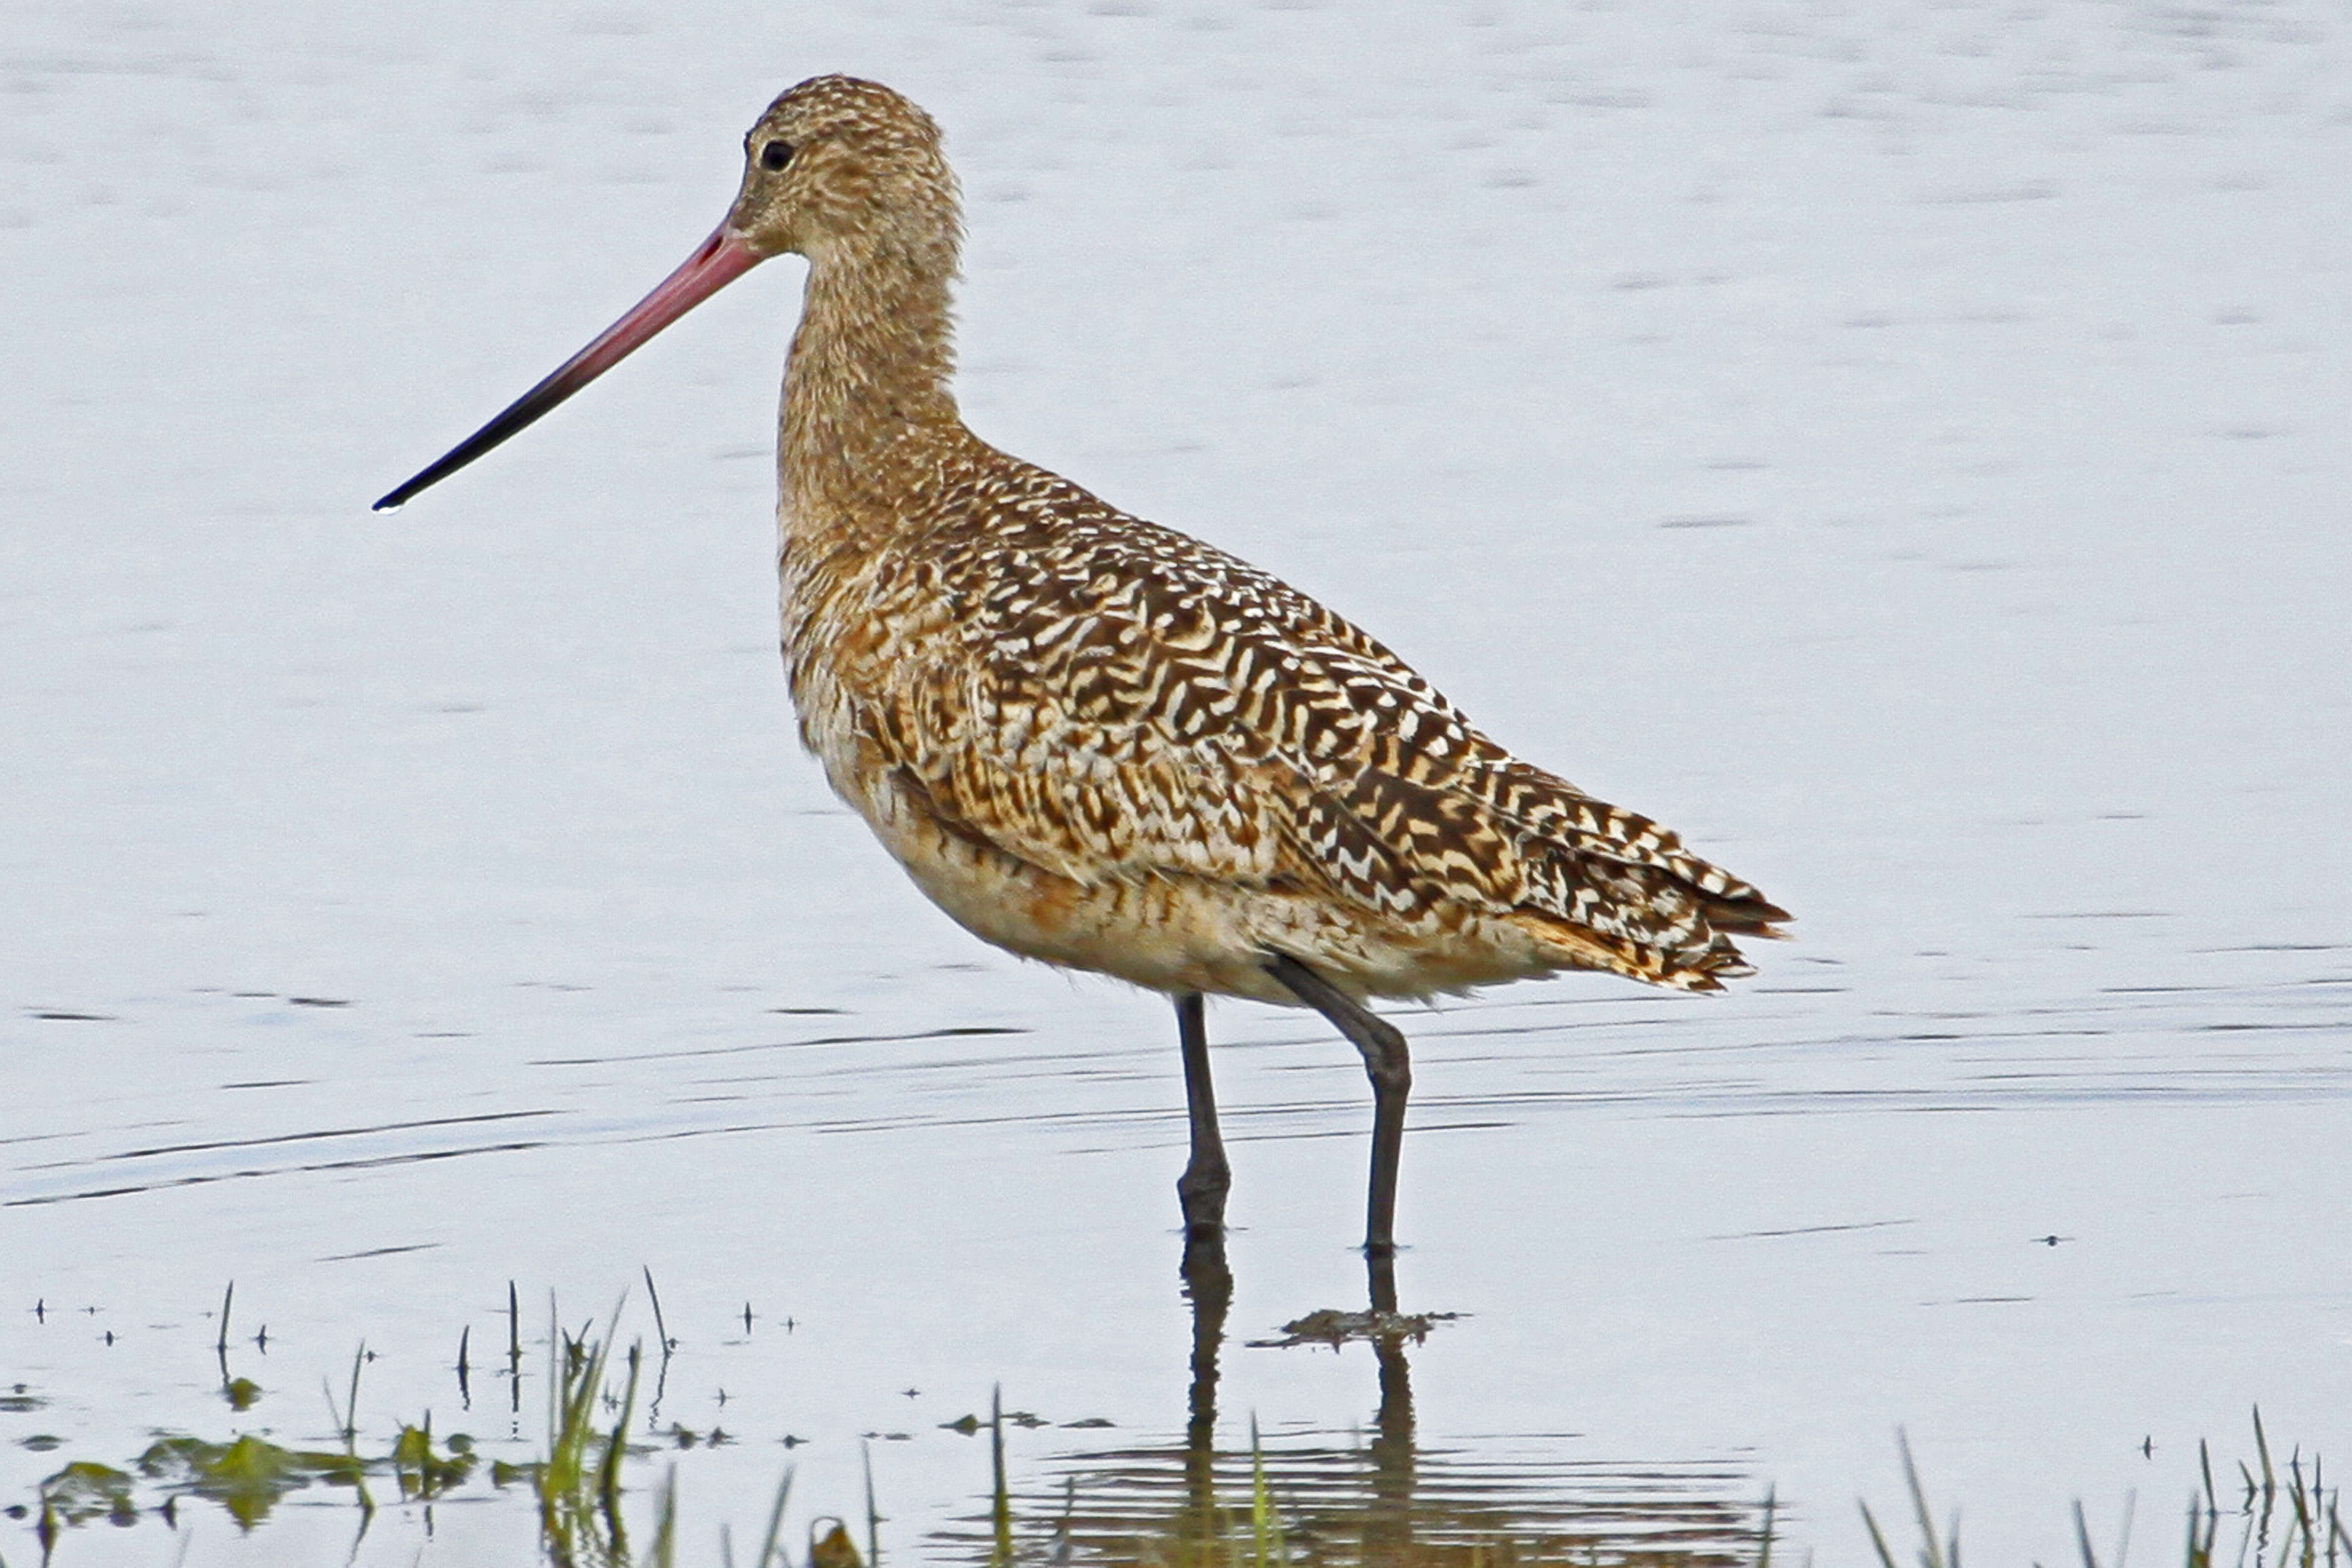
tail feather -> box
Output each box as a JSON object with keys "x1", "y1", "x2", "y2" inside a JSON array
[
  {"x1": 1701, "y1": 888, "x2": 1793, "y2": 938},
  {"x1": 1280, "y1": 742, "x2": 1790, "y2": 993},
  {"x1": 1472, "y1": 761, "x2": 1789, "y2": 990}
]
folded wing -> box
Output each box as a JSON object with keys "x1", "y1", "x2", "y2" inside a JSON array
[{"x1": 861, "y1": 470, "x2": 1787, "y2": 991}]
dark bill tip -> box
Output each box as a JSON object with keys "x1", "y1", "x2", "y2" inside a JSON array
[{"x1": 372, "y1": 226, "x2": 761, "y2": 513}]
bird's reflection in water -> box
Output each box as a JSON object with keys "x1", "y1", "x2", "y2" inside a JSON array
[{"x1": 941, "y1": 1235, "x2": 1770, "y2": 1566}]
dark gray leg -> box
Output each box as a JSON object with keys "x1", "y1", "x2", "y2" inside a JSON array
[
  {"x1": 1263, "y1": 953, "x2": 1412, "y2": 1256},
  {"x1": 1174, "y1": 992, "x2": 1230, "y2": 1243}
]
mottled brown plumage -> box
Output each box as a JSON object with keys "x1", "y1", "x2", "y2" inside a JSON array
[
  {"x1": 787, "y1": 432, "x2": 1787, "y2": 1005},
  {"x1": 744, "y1": 76, "x2": 1785, "y2": 1013},
  {"x1": 379, "y1": 74, "x2": 1788, "y2": 1255}
]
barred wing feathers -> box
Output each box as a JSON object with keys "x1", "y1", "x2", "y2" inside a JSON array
[{"x1": 858, "y1": 461, "x2": 1786, "y2": 991}]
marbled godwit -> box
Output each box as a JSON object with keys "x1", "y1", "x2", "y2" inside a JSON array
[{"x1": 377, "y1": 75, "x2": 1788, "y2": 1257}]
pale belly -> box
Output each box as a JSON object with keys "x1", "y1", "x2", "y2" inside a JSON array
[{"x1": 846, "y1": 760, "x2": 1579, "y2": 1005}]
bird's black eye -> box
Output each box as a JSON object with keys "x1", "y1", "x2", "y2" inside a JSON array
[{"x1": 759, "y1": 139, "x2": 794, "y2": 171}]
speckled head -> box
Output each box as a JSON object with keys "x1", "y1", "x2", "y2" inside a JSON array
[{"x1": 728, "y1": 75, "x2": 963, "y2": 269}]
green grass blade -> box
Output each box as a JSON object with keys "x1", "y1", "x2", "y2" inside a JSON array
[
  {"x1": 864, "y1": 1438, "x2": 882, "y2": 1568},
  {"x1": 2071, "y1": 1499, "x2": 2099, "y2": 1568},
  {"x1": 752, "y1": 1465, "x2": 793, "y2": 1568},
  {"x1": 1896, "y1": 1431, "x2": 1945, "y2": 1568},
  {"x1": 1858, "y1": 1500, "x2": 1899, "y2": 1568},
  {"x1": 989, "y1": 1386, "x2": 1012, "y2": 1568}
]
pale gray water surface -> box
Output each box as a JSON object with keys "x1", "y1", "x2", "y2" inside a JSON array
[{"x1": 5, "y1": 2, "x2": 2350, "y2": 1563}]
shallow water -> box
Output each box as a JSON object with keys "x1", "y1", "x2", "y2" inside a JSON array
[{"x1": 5, "y1": 1, "x2": 2350, "y2": 1562}]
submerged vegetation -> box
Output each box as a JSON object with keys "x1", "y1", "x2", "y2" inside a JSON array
[
  {"x1": 27, "y1": 1400, "x2": 475, "y2": 1547},
  {"x1": 5, "y1": 1281, "x2": 2345, "y2": 1567}
]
